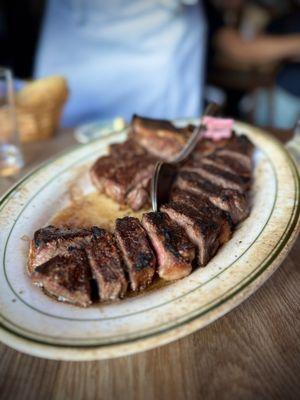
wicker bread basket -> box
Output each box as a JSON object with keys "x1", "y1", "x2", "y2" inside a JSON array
[{"x1": 0, "y1": 76, "x2": 68, "y2": 142}]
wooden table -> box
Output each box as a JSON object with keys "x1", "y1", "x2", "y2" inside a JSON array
[{"x1": 0, "y1": 129, "x2": 299, "y2": 400}]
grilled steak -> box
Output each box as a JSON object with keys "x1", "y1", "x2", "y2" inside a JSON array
[
  {"x1": 29, "y1": 116, "x2": 255, "y2": 307},
  {"x1": 182, "y1": 160, "x2": 250, "y2": 193},
  {"x1": 115, "y1": 216, "x2": 156, "y2": 291},
  {"x1": 85, "y1": 228, "x2": 127, "y2": 300},
  {"x1": 215, "y1": 134, "x2": 254, "y2": 170},
  {"x1": 176, "y1": 171, "x2": 250, "y2": 224},
  {"x1": 131, "y1": 114, "x2": 193, "y2": 160},
  {"x1": 194, "y1": 137, "x2": 231, "y2": 156},
  {"x1": 171, "y1": 189, "x2": 233, "y2": 245},
  {"x1": 161, "y1": 202, "x2": 220, "y2": 266},
  {"x1": 142, "y1": 212, "x2": 195, "y2": 280},
  {"x1": 109, "y1": 139, "x2": 146, "y2": 159},
  {"x1": 28, "y1": 225, "x2": 100, "y2": 274},
  {"x1": 90, "y1": 153, "x2": 156, "y2": 210},
  {"x1": 198, "y1": 153, "x2": 252, "y2": 178},
  {"x1": 31, "y1": 250, "x2": 93, "y2": 307}
]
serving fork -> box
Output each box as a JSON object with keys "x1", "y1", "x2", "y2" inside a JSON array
[{"x1": 150, "y1": 102, "x2": 219, "y2": 212}]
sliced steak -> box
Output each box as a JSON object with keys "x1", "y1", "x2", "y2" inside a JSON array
[
  {"x1": 161, "y1": 202, "x2": 220, "y2": 266},
  {"x1": 194, "y1": 137, "x2": 231, "y2": 156},
  {"x1": 215, "y1": 134, "x2": 254, "y2": 170},
  {"x1": 85, "y1": 228, "x2": 127, "y2": 301},
  {"x1": 171, "y1": 189, "x2": 233, "y2": 245},
  {"x1": 90, "y1": 153, "x2": 155, "y2": 209},
  {"x1": 198, "y1": 153, "x2": 252, "y2": 178},
  {"x1": 182, "y1": 161, "x2": 250, "y2": 193},
  {"x1": 175, "y1": 171, "x2": 250, "y2": 224},
  {"x1": 28, "y1": 225, "x2": 101, "y2": 274},
  {"x1": 142, "y1": 212, "x2": 195, "y2": 280},
  {"x1": 31, "y1": 250, "x2": 93, "y2": 307},
  {"x1": 115, "y1": 216, "x2": 156, "y2": 291},
  {"x1": 131, "y1": 114, "x2": 193, "y2": 160}
]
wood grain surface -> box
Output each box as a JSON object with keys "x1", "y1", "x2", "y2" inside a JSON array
[{"x1": 0, "y1": 129, "x2": 299, "y2": 400}]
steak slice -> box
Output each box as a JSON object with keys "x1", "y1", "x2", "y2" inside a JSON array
[
  {"x1": 31, "y1": 250, "x2": 93, "y2": 307},
  {"x1": 142, "y1": 212, "x2": 195, "y2": 280},
  {"x1": 115, "y1": 216, "x2": 156, "y2": 291},
  {"x1": 90, "y1": 153, "x2": 155, "y2": 209},
  {"x1": 85, "y1": 228, "x2": 127, "y2": 301},
  {"x1": 171, "y1": 189, "x2": 233, "y2": 245},
  {"x1": 28, "y1": 225, "x2": 101, "y2": 274},
  {"x1": 131, "y1": 114, "x2": 193, "y2": 160},
  {"x1": 198, "y1": 153, "x2": 252, "y2": 178},
  {"x1": 175, "y1": 171, "x2": 250, "y2": 224},
  {"x1": 182, "y1": 161, "x2": 250, "y2": 193},
  {"x1": 194, "y1": 137, "x2": 231, "y2": 156},
  {"x1": 215, "y1": 134, "x2": 254, "y2": 170},
  {"x1": 161, "y1": 202, "x2": 221, "y2": 266}
]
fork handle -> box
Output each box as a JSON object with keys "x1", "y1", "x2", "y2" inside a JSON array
[{"x1": 171, "y1": 102, "x2": 220, "y2": 164}]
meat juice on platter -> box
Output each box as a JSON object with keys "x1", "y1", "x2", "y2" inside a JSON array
[{"x1": 28, "y1": 115, "x2": 254, "y2": 307}]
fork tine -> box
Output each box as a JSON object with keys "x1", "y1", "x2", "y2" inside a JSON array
[{"x1": 151, "y1": 102, "x2": 220, "y2": 211}]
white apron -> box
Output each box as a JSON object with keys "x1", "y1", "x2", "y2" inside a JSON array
[{"x1": 35, "y1": 0, "x2": 206, "y2": 126}]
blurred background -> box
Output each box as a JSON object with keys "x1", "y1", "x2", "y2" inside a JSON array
[{"x1": 0, "y1": 0, "x2": 299, "y2": 131}]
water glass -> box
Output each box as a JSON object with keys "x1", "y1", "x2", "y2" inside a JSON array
[{"x1": 0, "y1": 67, "x2": 24, "y2": 177}]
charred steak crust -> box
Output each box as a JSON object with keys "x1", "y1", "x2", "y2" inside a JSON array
[
  {"x1": 161, "y1": 202, "x2": 221, "y2": 266},
  {"x1": 171, "y1": 189, "x2": 233, "y2": 245},
  {"x1": 175, "y1": 171, "x2": 250, "y2": 224},
  {"x1": 142, "y1": 212, "x2": 195, "y2": 281},
  {"x1": 31, "y1": 250, "x2": 93, "y2": 307},
  {"x1": 115, "y1": 216, "x2": 156, "y2": 291},
  {"x1": 90, "y1": 151, "x2": 156, "y2": 209},
  {"x1": 27, "y1": 225, "x2": 99, "y2": 274},
  {"x1": 85, "y1": 228, "x2": 127, "y2": 301},
  {"x1": 29, "y1": 226, "x2": 127, "y2": 304},
  {"x1": 214, "y1": 134, "x2": 254, "y2": 170},
  {"x1": 199, "y1": 153, "x2": 252, "y2": 178},
  {"x1": 182, "y1": 161, "x2": 250, "y2": 193}
]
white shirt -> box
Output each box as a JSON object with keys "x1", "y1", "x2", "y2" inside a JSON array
[{"x1": 35, "y1": 0, "x2": 206, "y2": 126}]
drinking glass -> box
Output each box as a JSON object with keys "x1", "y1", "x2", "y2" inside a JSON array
[{"x1": 0, "y1": 67, "x2": 24, "y2": 177}]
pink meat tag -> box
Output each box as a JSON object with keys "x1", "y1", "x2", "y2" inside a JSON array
[{"x1": 202, "y1": 116, "x2": 234, "y2": 141}]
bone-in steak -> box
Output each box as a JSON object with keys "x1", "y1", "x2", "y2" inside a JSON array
[
  {"x1": 85, "y1": 228, "x2": 127, "y2": 301},
  {"x1": 115, "y1": 216, "x2": 156, "y2": 291},
  {"x1": 142, "y1": 212, "x2": 195, "y2": 280},
  {"x1": 31, "y1": 249, "x2": 93, "y2": 307}
]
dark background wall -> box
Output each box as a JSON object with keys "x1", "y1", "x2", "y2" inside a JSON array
[{"x1": 0, "y1": 0, "x2": 45, "y2": 78}]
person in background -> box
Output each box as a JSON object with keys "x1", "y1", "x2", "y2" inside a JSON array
[
  {"x1": 206, "y1": 0, "x2": 300, "y2": 129},
  {"x1": 35, "y1": 0, "x2": 207, "y2": 127},
  {"x1": 254, "y1": 8, "x2": 300, "y2": 129}
]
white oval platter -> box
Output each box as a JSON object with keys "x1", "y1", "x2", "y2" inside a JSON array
[{"x1": 0, "y1": 122, "x2": 299, "y2": 360}]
